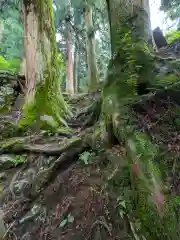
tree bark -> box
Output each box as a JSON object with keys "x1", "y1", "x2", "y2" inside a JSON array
[
  {"x1": 22, "y1": 0, "x2": 68, "y2": 127},
  {"x1": 103, "y1": 0, "x2": 167, "y2": 228},
  {"x1": 0, "y1": 21, "x2": 4, "y2": 41},
  {"x1": 107, "y1": 0, "x2": 151, "y2": 55},
  {"x1": 73, "y1": 42, "x2": 79, "y2": 93},
  {"x1": 23, "y1": 1, "x2": 38, "y2": 98},
  {"x1": 66, "y1": 39, "x2": 74, "y2": 95},
  {"x1": 66, "y1": 19, "x2": 74, "y2": 95},
  {"x1": 85, "y1": 4, "x2": 99, "y2": 92},
  {"x1": 105, "y1": 0, "x2": 154, "y2": 95}
]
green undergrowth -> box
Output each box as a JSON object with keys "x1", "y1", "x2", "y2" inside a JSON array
[
  {"x1": 165, "y1": 30, "x2": 180, "y2": 44},
  {"x1": 104, "y1": 137, "x2": 180, "y2": 239},
  {"x1": 153, "y1": 58, "x2": 180, "y2": 89},
  {"x1": 0, "y1": 137, "x2": 24, "y2": 150},
  {"x1": 11, "y1": 155, "x2": 26, "y2": 166},
  {"x1": 0, "y1": 55, "x2": 20, "y2": 72},
  {"x1": 155, "y1": 74, "x2": 180, "y2": 89}
]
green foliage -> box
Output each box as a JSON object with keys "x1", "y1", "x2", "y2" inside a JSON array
[
  {"x1": 161, "y1": 0, "x2": 180, "y2": 30},
  {"x1": 59, "y1": 213, "x2": 74, "y2": 228},
  {"x1": 0, "y1": 55, "x2": 20, "y2": 72},
  {"x1": 155, "y1": 74, "x2": 180, "y2": 88},
  {"x1": 79, "y1": 150, "x2": 95, "y2": 165},
  {"x1": 165, "y1": 30, "x2": 180, "y2": 43},
  {"x1": 0, "y1": 6, "x2": 23, "y2": 60},
  {"x1": 11, "y1": 155, "x2": 26, "y2": 166}
]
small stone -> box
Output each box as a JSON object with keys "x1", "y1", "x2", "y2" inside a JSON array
[
  {"x1": 0, "y1": 155, "x2": 15, "y2": 170},
  {"x1": 0, "y1": 212, "x2": 6, "y2": 239},
  {"x1": 0, "y1": 172, "x2": 6, "y2": 180},
  {"x1": 19, "y1": 204, "x2": 42, "y2": 224}
]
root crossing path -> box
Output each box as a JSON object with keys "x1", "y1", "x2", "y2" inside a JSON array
[{"x1": 0, "y1": 93, "x2": 132, "y2": 240}]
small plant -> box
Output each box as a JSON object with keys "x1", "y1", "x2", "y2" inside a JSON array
[
  {"x1": 165, "y1": 30, "x2": 180, "y2": 44},
  {"x1": 0, "y1": 55, "x2": 20, "y2": 72},
  {"x1": 11, "y1": 155, "x2": 26, "y2": 166},
  {"x1": 117, "y1": 196, "x2": 127, "y2": 218},
  {"x1": 59, "y1": 213, "x2": 74, "y2": 228},
  {"x1": 79, "y1": 151, "x2": 95, "y2": 165}
]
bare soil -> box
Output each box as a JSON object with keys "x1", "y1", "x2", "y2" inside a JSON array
[{"x1": 1, "y1": 155, "x2": 131, "y2": 240}]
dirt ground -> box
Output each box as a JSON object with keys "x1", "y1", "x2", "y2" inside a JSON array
[
  {"x1": 1, "y1": 90, "x2": 180, "y2": 239},
  {"x1": 1, "y1": 154, "x2": 132, "y2": 240}
]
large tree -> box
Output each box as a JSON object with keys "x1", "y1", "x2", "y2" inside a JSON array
[
  {"x1": 21, "y1": 0, "x2": 69, "y2": 128},
  {"x1": 102, "y1": 0, "x2": 173, "y2": 237}
]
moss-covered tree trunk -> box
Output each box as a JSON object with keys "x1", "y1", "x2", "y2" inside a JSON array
[
  {"x1": 22, "y1": 0, "x2": 68, "y2": 128},
  {"x1": 102, "y1": 1, "x2": 177, "y2": 236},
  {"x1": 85, "y1": 4, "x2": 99, "y2": 92},
  {"x1": 107, "y1": 0, "x2": 151, "y2": 53}
]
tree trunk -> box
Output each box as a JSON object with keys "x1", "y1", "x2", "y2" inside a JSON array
[
  {"x1": 22, "y1": 0, "x2": 68, "y2": 128},
  {"x1": 73, "y1": 43, "x2": 79, "y2": 93},
  {"x1": 66, "y1": 38, "x2": 74, "y2": 95},
  {"x1": 106, "y1": 0, "x2": 154, "y2": 96},
  {"x1": 0, "y1": 21, "x2": 4, "y2": 41},
  {"x1": 64, "y1": 2, "x2": 74, "y2": 95},
  {"x1": 107, "y1": 0, "x2": 151, "y2": 55},
  {"x1": 103, "y1": 0, "x2": 167, "y2": 227},
  {"x1": 85, "y1": 4, "x2": 99, "y2": 92},
  {"x1": 73, "y1": 7, "x2": 82, "y2": 94},
  {"x1": 19, "y1": 56, "x2": 26, "y2": 76}
]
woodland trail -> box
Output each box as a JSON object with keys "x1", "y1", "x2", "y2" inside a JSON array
[
  {"x1": 0, "y1": 92, "x2": 132, "y2": 240},
  {"x1": 1, "y1": 77, "x2": 180, "y2": 239}
]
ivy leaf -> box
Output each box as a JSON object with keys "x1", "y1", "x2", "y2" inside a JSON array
[
  {"x1": 119, "y1": 200, "x2": 126, "y2": 208},
  {"x1": 67, "y1": 214, "x2": 74, "y2": 223},
  {"x1": 59, "y1": 218, "x2": 68, "y2": 228}
]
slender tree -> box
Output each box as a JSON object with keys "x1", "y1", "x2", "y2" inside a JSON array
[
  {"x1": 85, "y1": 3, "x2": 99, "y2": 92},
  {"x1": 73, "y1": 41, "x2": 79, "y2": 93},
  {"x1": 73, "y1": 8, "x2": 82, "y2": 93},
  {"x1": 66, "y1": 29, "x2": 74, "y2": 94},
  {"x1": 65, "y1": 4, "x2": 74, "y2": 95}
]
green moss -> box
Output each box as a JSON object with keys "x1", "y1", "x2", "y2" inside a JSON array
[
  {"x1": 165, "y1": 30, "x2": 180, "y2": 44},
  {"x1": 155, "y1": 74, "x2": 180, "y2": 88},
  {"x1": 11, "y1": 155, "x2": 26, "y2": 166},
  {"x1": 102, "y1": 4, "x2": 179, "y2": 239},
  {"x1": 21, "y1": 0, "x2": 70, "y2": 129},
  {"x1": 0, "y1": 137, "x2": 24, "y2": 149}
]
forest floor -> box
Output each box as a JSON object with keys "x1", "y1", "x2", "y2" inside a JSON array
[
  {"x1": 0, "y1": 93, "x2": 133, "y2": 240},
  {"x1": 1, "y1": 84, "x2": 180, "y2": 239}
]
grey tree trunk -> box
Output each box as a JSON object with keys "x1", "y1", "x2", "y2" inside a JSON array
[
  {"x1": 85, "y1": 4, "x2": 99, "y2": 92},
  {"x1": 73, "y1": 43, "x2": 79, "y2": 93}
]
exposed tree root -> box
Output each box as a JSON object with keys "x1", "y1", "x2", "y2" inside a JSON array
[
  {"x1": 30, "y1": 140, "x2": 90, "y2": 198},
  {"x1": 0, "y1": 136, "x2": 87, "y2": 156}
]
